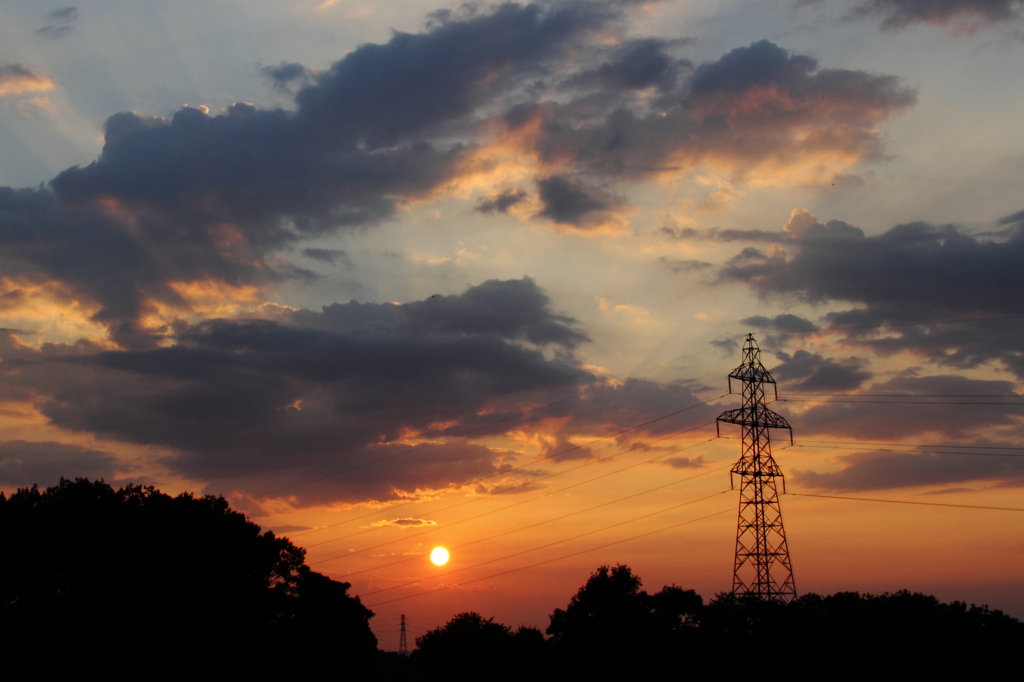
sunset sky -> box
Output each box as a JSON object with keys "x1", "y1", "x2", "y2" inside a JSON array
[{"x1": 2, "y1": 0, "x2": 1024, "y2": 649}]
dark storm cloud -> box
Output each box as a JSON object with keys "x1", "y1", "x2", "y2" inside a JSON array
[
  {"x1": 0, "y1": 187, "x2": 189, "y2": 349},
  {"x1": 301, "y1": 248, "x2": 349, "y2": 266},
  {"x1": 850, "y1": 0, "x2": 1022, "y2": 29},
  {"x1": 51, "y1": 103, "x2": 464, "y2": 240},
  {"x1": 740, "y1": 313, "x2": 816, "y2": 332},
  {"x1": 661, "y1": 225, "x2": 791, "y2": 243},
  {"x1": 0, "y1": 280, "x2": 594, "y2": 505},
  {"x1": 36, "y1": 7, "x2": 78, "y2": 39},
  {"x1": 260, "y1": 61, "x2": 309, "y2": 90},
  {"x1": 294, "y1": 1, "x2": 617, "y2": 149},
  {"x1": 0, "y1": 64, "x2": 53, "y2": 95},
  {"x1": 518, "y1": 39, "x2": 915, "y2": 182},
  {"x1": 536, "y1": 175, "x2": 617, "y2": 225},
  {"x1": 658, "y1": 257, "x2": 713, "y2": 273},
  {"x1": 539, "y1": 436, "x2": 595, "y2": 462},
  {"x1": 565, "y1": 38, "x2": 691, "y2": 91},
  {"x1": 793, "y1": 449, "x2": 1024, "y2": 492},
  {"x1": 0, "y1": 440, "x2": 117, "y2": 488},
  {"x1": 791, "y1": 375, "x2": 1023, "y2": 439},
  {"x1": 771, "y1": 349, "x2": 871, "y2": 391},
  {"x1": 295, "y1": 278, "x2": 589, "y2": 348},
  {"x1": 372, "y1": 517, "x2": 438, "y2": 528},
  {"x1": 2, "y1": 2, "x2": 641, "y2": 342},
  {"x1": 661, "y1": 455, "x2": 707, "y2": 469},
  {"x1": 719, "y1": 211, "x2": 1024, "y2": 377},
  {"x1": 711, "y1": 338, "x2": 740, "y2": 355},
  {"x1": 538, "y1": 377, "x2": 721, "y2": 439},
  {"x1": 399, "y1": 278, "x2": 590, "y2": 348},
  {"x1": 0, "y1": 185, "x2": 301, "y2": 349},
  {"x1": 997, "y1": 207, "x2": 1024, "y2": 229},
  {"x1": 0, "y1": 4, "x2": 917, "y2": 329},
  {"x1": 476, "y1": 189, "x2": 528, "y2": 214}
]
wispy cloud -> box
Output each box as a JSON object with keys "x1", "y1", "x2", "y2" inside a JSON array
[{"x1": 0, "y1": 65, "x2": 55, "y2": 97}]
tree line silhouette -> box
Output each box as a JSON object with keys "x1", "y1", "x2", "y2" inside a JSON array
[
  {"x1": 3, "y1": 479, "x2": 1020, "y2": 677},
  {"x1": 402, "y1": 563, "x2": 1024, "y2": 680},
  {"x1": 0, "y1": 478, "x2": 377, "y2": 671}
]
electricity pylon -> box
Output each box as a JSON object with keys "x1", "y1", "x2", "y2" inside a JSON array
[
  {"x1": 399, "y1": 614, "x2": 408, "y2": 656},
  {"x1": 716, "y1": 333, "x2": 796, "y2": 602}
]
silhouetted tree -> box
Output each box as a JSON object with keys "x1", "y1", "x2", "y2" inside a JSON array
[
  {"x1": 547, "y1": 565, "x2": 705, "y2": 679},
  {"x1": 0, "y1": 478, "x2": 376, "y2": 670},
  {"x1": 404, "y1": 565, "x2": 1021, "y2": 680},
  {"x1": 698, "y1": 589, "x2": 1024, "y2": 676},
  {"x1": 415, "y1": 612, "x2": 549, "y2": 681}
]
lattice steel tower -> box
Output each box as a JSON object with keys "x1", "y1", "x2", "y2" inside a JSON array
[
  {"x1": 717, "y1": 334, "x2": 796, "y2": 601},
  {"x1": 399, "y1": 614, "x2": 409, "y2": 656}
]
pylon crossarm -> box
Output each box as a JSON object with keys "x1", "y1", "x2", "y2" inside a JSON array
[{"x1": 716, "y1": 407, "x2": 791, "y2": 430}]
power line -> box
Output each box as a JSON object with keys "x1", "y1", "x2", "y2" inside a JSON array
[
  {"x1": 308, "y1": 423, "x2": 721, "y2": 559},
  {"x1": 314, "y1": 432, "x2": 720, "y2": 561},
  {"x1": 787, "y1": 492, "x2": 1024, "y2": 512},
  {"x1": 778, "y1": 399, "x2": 1024, "y2": 406},
  {"x1": 784, "y1": 393, "x2": 1024, "y2": 398},
  {"x1": 359, "y1": 489, "x2": 731, "y2": 598},
  {"x1": 265, "y1": 344, "x2": 720, "y2": 499},
  {"x1": 335, "y1": 463, "x2": 730, "y2": 578},
  {"x1": 778, "y1": 314, "x2": 1024, "y2": 335},
  {"x1": 795, "y1": 438, "x2": 1024, "y2": 452},
  {"x1": 791, "y1": 443, "x2": 1024, "y2": 459},
  {"x1": 292, "y1": 396, "x2": 725, "y2": 541},
  {"x1": 364, "y1": 506, "x2": 734, "y2": 608}
]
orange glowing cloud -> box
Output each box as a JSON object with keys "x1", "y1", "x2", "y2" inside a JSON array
[
  {"x1": 0, "y1": 278, "x2": 111, "y2": 346},
  {"x1": 0, "y1": 65, "x2": 55, "y2": 97}
]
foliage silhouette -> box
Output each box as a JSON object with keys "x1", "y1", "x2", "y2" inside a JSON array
[
  {"x1": 547, "y1": 565, "x2": 703, "y2": 678},
  {"x1": 0, "y1": 478, "x2": 376, "y2": 669},
  {"x1": 415, "y1": 612, "x2": 548, "y2": 682},
  {"x1": 407, "y1": 565, "x2": 1022, "y2": 681}
]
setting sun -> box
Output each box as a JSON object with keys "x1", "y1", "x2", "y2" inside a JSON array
[{"x1": 430, "y1": 547, "x2": 450, "y2": 566}]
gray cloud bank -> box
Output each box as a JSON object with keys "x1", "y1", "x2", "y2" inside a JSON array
[
  {"x1": 0, "y1": 1, "x2": 916, "y2": 348},
  {"x1": 721, "y1": 209, "x2": 1024, "y2": 378},
  {"x1": 793, "y1": 448, "x2": 1024, "y2": 491},
  {"x1": 785, "y1": 375, "x2": 1024, "y2": 491},
  {"x1": 0, "y1": 440, "x2": 118, "y2": 488},
  {"x1": 0, "y1": 279, "x2": 589, "y2": 504},
  {"x1": 0, "y1": 278, "x2": 715, "y2": 506},
  {"x1": 850, "y1": 0, "x2": 1023, "y2": 29}
]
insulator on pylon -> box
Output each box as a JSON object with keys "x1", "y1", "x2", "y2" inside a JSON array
[{"x1": 716, "y1": 333, "x2": 797, "y2": 602}]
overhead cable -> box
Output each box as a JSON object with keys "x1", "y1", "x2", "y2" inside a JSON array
[
  {"x1": 334, "y1": 462, "x2": 730, "y2": 577},
  {"x1": 308, "y1": 423, "x2": 721, "y2": 557},
  {"x1": 364, "y1": 505, "x2": 734, "y2": 607},
  {"x1": 265, "y1": 344, "x2": 721, "y2": 499},
  {"x1": 787, "y1": 492, "x2": 1024, "y2": 512},
  {"x1": 293, "y1": 396, "x2": 725, "y2": 541},
  {"x1": 795, "y1": 438, "x2": 1024, "y2": 451},
  {"x1": 791, "y1": 443, "x2": 1024, "y2": 459},
  {"x1": 778, "y1": 314, "x2": 1024, "y2": 335}
]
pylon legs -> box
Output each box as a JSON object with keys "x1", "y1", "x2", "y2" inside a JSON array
[{"x1": 732, "y1": 467, "x2": 795, "y2": 601}]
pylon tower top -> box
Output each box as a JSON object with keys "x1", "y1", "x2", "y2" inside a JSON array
[
  {"x1": 717, "y1": 334, "x2": 792, "y2": 438},
  {"x1": 728, "y1": 333, "x2": 778, "y2": 388}
]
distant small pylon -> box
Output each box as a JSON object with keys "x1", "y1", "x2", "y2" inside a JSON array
[
  {"x1": 717, "y1": 333, "x2": 797, "y2": 602},
  {"x1": 398, "y1": 614, "x2": 409, "y2": 656}
]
